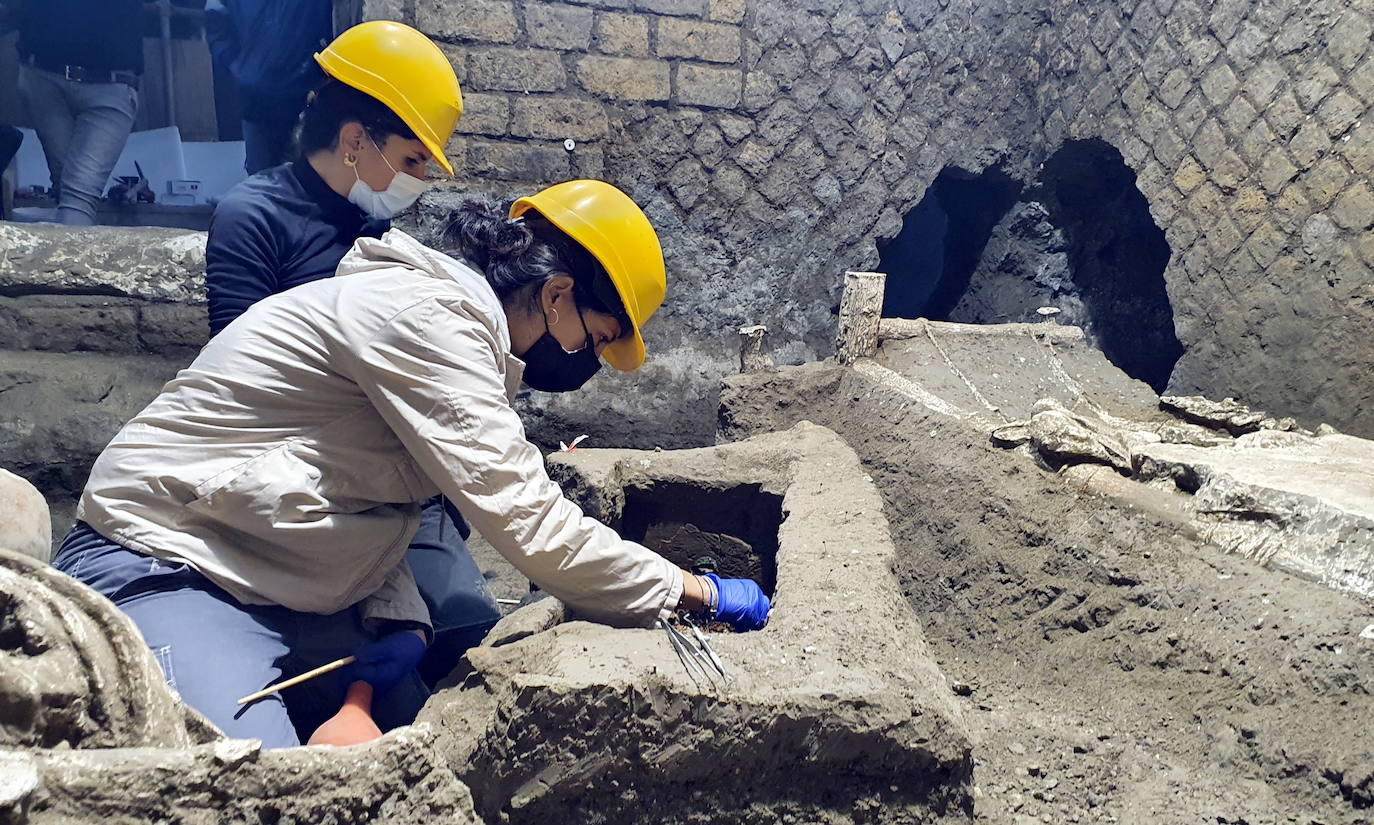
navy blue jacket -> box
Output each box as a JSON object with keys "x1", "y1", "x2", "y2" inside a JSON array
[
  {"x1": 204, "y1": 160, "x2": 387, "y2": 337},
  {"x1": 204, "y1": 0, "x2": 330, "y2": 121}
]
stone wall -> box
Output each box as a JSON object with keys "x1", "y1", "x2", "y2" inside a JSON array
[{"x1": 382, "y1": 0, "x2": 1374, "y2": 444}]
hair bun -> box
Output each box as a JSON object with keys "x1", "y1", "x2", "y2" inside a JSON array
[{"x1": 488, "y1": 219, "x2": 533, "y2": 259}]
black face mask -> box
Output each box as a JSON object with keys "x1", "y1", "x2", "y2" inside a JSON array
[{"x1": 521, "y1": 307, "x2": 602, "y2": 393}]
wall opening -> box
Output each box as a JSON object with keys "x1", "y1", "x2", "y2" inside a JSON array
[
  {"x1": 877, "y1": 142, "x2": 1183, "y2": 392},
  {"x1": 878, "y1": 165, "x2": 1023, "y2": 320},
  {"x1": 1037, "y1": 139, "x2": 1182, "y2": 392}
]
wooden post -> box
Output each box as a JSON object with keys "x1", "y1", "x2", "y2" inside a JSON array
[
  {"x1": 836, "y1": 271, "x2": 887, "y2": 363},
  {"x1": 738, "y1": 325, "x2": 771, "y2": 373}
]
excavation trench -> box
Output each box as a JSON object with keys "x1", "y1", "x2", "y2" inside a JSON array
[{"x1": 721, "y1": 359, "x2": 1374, "y2": 824}]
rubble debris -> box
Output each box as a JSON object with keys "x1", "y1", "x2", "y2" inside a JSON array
[
  {"x1": 1160, "y1": 395, "x2": 1309, "y2": 437},
  {"x1": 0, "y1": 549, "x2": 204, "y2": 750}
]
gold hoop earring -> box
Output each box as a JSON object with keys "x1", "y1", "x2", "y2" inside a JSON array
[
  {"x1": 548, "y1": 307, "x2": 560, "y2": 327},
  {"x1": 343, "y1": 153, "x2": 358, "y2": 167}
]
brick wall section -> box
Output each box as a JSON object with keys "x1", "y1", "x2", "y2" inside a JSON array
[
  {"x1": 365, "y1": 0, "x2": 1374, "y2": 447},
  {"x1": 379, "y1": 0, "x2": 746, "y2": 190}
]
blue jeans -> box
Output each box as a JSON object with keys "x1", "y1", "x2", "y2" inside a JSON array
[
  {"x1": 54, "y1": 522, "x2": 432, "y2": 748},
  {"x1": 409, "y1": 497, "x2": 503, "y2": 686},
  {"x1": 17, "y1": 64, "x2": 138, "y2": 226}
]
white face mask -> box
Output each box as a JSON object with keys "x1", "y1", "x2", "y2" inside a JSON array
[{"x1": 347, "y1": 136, "x2": 429, "y2": 220}]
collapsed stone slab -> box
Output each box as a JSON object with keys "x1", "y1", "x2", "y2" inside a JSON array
[
  {"x1": 0, "y1": 548, "x2": 481, "y2": 824},
  {"x1": 418, "y1": 423, "x2": 973, "y2": 824},
  {"x1": 0, "y1": 550, "x2": 202, "y2": 750},
  {"x1": 728, "y1": 315, "x2": 1374, "y2": 605},
  {"x1": 6, "y1": 729, "x2": 481, "y2": 825}
]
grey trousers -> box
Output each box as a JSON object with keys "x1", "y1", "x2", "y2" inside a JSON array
[{"x1": 17, "y1": 64, "x2": 138, "y2": 226}]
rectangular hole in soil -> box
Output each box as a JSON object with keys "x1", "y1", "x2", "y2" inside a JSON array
[{"x1": 617, "y1": 481, "x2": 782, "y2": 598}]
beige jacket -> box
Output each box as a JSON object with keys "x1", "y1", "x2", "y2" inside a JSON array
[{"x1": 78, "y1": 229, "x2": 682, "y2": 632}]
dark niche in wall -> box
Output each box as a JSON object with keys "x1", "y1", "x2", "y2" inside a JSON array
[
  {"x1": 877, "y1": 165, "x2": 1023, "y2": 320},
  {"x1": 1037, "y1": 139, "x2": 1183, "y2": 392},
  {"x1": 877, "y1": 140, "x2": 1184, "y2": 392}
]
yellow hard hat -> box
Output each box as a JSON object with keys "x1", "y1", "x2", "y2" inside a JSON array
[
  {"x1": 314, "y1": 21, "x2": 462, "y2": 175},
  {"x1": 511, "y1": 180, "x2": 666, "y2": 372}
]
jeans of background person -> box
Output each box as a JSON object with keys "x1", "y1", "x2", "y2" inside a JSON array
[
  {"x1": 241, "y1": 116, "x2": 296, "y2": 175},
  {"x1": 16, "y1": 64, "x2": 138, "y2": 226},
  {"x1": 52, "y1": 522, "x2": 429, "y2": 748},
  {"x1": 407, "y1": 497, "x2": 504, "y2": 687},
  {"x1": 0, "y1": 125, "x2": 22, "y2": 221}
]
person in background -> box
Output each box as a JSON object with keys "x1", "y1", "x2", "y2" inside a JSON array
[
  {"x1": 205, "y1": 20, "x2": 488, "y2": 688},
  {"x1": 0, "y1": 125, "x2": 21, "y2": 220},
  {"x1": 13, "y1": 0, "x2": 142, "y2": 226},
  {"x1": 204, "y1": 0, "x2": 333, "y2": 175}
]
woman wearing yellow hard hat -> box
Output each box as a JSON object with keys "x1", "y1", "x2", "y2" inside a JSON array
[
  {"x1": 53, "y1": 177, "x2": 772, "y2": 748},
  {"x1": 201, "y1": 20, "x2": 489, "y2": 690}
]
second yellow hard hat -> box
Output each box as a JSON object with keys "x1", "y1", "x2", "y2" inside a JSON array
[
  {"x1": 511, "y1": 181, "x2": 667, "y2": 372},
  {"x1": 315, "y1": 21, "x2": 462, "y2": 175}
]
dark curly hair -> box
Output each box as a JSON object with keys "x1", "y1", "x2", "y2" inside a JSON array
[{"x1": 440, "y1": 198, "x2": 628, "y2": 325}]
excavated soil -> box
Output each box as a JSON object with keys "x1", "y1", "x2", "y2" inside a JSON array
[{"x1": 721, "y1": 364, "x2": 1374, "y2": 825}]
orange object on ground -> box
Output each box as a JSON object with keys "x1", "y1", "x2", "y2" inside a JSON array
[{"x1": 307, "y1": 681, "x2": 383, "y2": 746}]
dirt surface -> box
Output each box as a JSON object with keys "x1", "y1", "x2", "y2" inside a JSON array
[{"x1": 721, "y1": 363, "x2": 1374, "y2": 824}]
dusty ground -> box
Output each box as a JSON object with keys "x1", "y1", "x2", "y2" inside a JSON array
[{"x1": 721, "y1": 363, "x2": 1374, "y2": 825}]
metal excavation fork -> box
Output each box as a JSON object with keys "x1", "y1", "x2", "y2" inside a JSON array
[{"x1": 658, "y1": 617, "x2": 732, "y2": 685}]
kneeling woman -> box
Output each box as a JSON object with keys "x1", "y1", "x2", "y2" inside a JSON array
[{"x1": 54, "y1": 180, "x2": 769, "y2": 747}]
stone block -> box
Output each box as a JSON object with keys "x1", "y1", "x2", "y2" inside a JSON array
[
  {"x1": 1173, "y1": 155, "x2": 1206, "y2": 193},
  {"x1": 1265, "y1": 91, "x2": 1304, "y2": 139},
  {"x1": 594, "y1": 11, "x2": 649, "y2": 56},
  {"x1": 1327, "y1": 10, "x2": 1373, "y2": 71},
  {"x1": 1295, "y1": 60, "x2": 1340, "y2": 112},
  {"x1": 526, "y1": 2, "x2": 594, "y2": 50},
  {"x1": 464, "y1": 139, "x2": 571, "y2": 181},
  {"x1": 1288, "y1": 121, "x2": 1329, "y2": 168},
  {"x1": 453, "y1": 92, "x2": 511, "y2": 136},
  {"x1": 676, "y1": 63, "x2": 741, "y2": 108},
  {"x1": 416, "y1": 0, "x2": 519, "y2": 43},
  {"x1": 1258, "y1": 149, "x2": 1298, "y2": 196},
  {"x1": 509, "y1": 96, "x2": 609, "y2": 140},
  {"x1": 708, "y1": 0, "x2": 745, "y2": 23},
  {"x1": 1318, "y1": 90, "x2": 1362, "y2": 137},
  {"x1": 467, "y1": 47, "x2": 568, "y2": 92},
  {"x1": 717, "y1": 113, "x2": 752, "y2": 143},
  {"x1": 1244, "y1": 59, "x2": 1287, "y2": 106},
  {"x1": 1157, "y1": 66, "x2": 1192, "y2": 109},
  {"x1": 1200, "y1": 61, "x2": 1239, "y2": 106},
  {"x1": 1331, "y1": 182, "x2": 1374, "y2": 231},
  {"x1": 1302, "y1": 155, "x2": 1351, "y2": 209},
  {"x1": 0, "y1": 297, "x2": 140, "y2": 353},
  {"x1": 574, "y1": 55, "x2": 671, "y2": 100},
  {"x1": 633, "y1": 0, "x2": 706, "y2": 17},
  {"x1": 138, "y1": 303, "x2": 209, "y2": 354},
  {"x1": 1221, "y1": 95, "x2": 1257, "y2": 135},
  {"x1": 0, "y1": 225, "x2": 206, "y2": 303},
  {"x1": 419, "y1": 424, "x2": 973, "y2": 824},
  {"x1": 0, "y1": 469, "x2": 50, "y2": 562},
  {"x1": 1341, "y1": 119, "x2": 1374, "y2": 176},
  {"x1": 655, "y1": 17, "x2": 742, "y2": 64}
]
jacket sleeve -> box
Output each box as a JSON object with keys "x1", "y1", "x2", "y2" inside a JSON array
[
  {"x1": 349, "y1": 298, "x2": 683, "y2": 628},
  {"x1": 205, "y1": 194, "x2": 280, "y2": 337},
  {"x1": 359, "y1": 558, "x2": 433, "y2": 641}
]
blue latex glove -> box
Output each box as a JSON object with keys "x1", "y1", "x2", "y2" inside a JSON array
[
  {"x1": 704, "y1": 573, "x2": 771, "y2": 631},
  {"x1": 342, "y1": 630, "x2": 427, "y2": 694}
]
